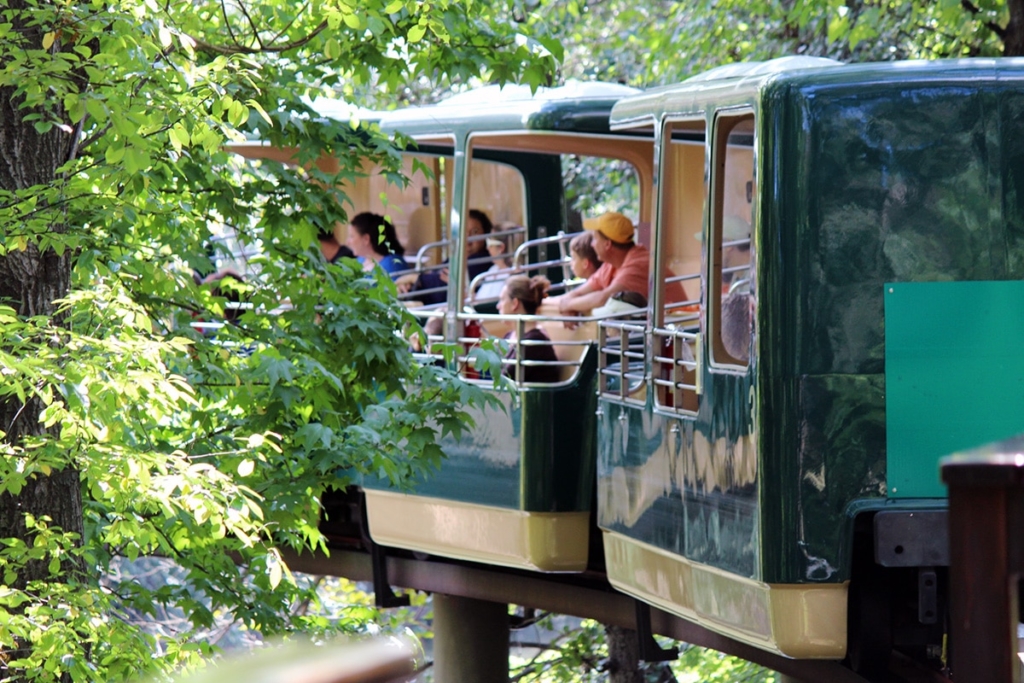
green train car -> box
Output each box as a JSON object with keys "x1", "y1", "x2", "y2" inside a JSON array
[
  {"x1": 293, "y1": 58, "x2": 1024, "y2": 678},
  {"x1": 596, "y1": 55, "x2": 1024, "y2": 672},
  {"x1": 356, "y1": 82, "x2": 654, "y2": 572}
]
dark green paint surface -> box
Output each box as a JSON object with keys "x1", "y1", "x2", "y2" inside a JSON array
[
  {"x1": 886, "y1": 281, "x2": 1024, "y2": 498},
  {"x1": 364, "y1": 350, "x2": 597, "y2": 512},
  {"x1": 597, "y1": 367, "x2": 758, "y2": 579},
  {"x1": 600, "y1": 60, "x2": 1024, "y2": 588},
  {"x1": 762, "y1": 64, "x2": 1024, "y2": 582}
]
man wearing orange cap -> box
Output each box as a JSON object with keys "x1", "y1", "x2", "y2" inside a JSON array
[{"x1": 557, "y1": 211, "x2": 687, "y2": 315}]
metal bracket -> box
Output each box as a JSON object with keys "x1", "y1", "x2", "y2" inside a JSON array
[
  {"x1": 359, "y1": 497, "x2": 410, "y2": 608},
  {"x1": 918, "y1": 567, "x2": 938, "y2": 625},
  {"x1": 369, "y1": 539, "x2": 410, "y2": 608},
  {"x1": 634, "y1": 600, "x2": 678, "y2": 662},
  {"x1": 874, "y1": 510, "x2": 949, "y2": 567}
]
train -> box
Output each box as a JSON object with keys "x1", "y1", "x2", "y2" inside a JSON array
[{"x1": 234, "y1": 57, "x2": 1024, "y2": 679}]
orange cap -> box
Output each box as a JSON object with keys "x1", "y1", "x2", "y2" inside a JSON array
[{"x1": 583, "y1": 211, "x2": 634, "y2": 243}]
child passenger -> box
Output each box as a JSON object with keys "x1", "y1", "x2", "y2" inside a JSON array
[
  {"x1": 497, "y1": 275, "x2": 560, "y2": 384},
  {"x1": 569, "y1": 231, "x2": 601, "y2": 282}
]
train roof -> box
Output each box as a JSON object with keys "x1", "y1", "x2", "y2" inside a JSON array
[
  {"x1": 362, "y1": 81, "x2": 640, "y2": 142},
  {"x1": 610, "y1": 57, "x2": 1024, "y2": 129}
]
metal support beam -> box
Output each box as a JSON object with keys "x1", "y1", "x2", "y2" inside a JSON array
[
  {"x1": 433, "y1": 593, "x2": 509, "y2": 683},
  {"x1": 369, "y1": 539, "x2": 410, "y2": 608},
  {"x1": 634, "y1": 600, "x2": 678, "y2": 662},
  {"x1": 281, "y1": 547, "x2": 872, "y2": 683}
]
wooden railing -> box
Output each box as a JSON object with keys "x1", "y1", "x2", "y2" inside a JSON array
[{"x1": 941, "y1": 434, "x2": 1024, "y2": 683}]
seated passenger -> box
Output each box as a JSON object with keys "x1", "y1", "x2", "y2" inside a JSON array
[
  {"x1": 721, "y1": 290, "x2": 751, "y2": 362},
  {"x1": 318, "y1": 226, "x2": 354, "y2": 263},
  {"x1": 401, "y1": 209, "x2": 494, "y2": 305},
  {"x1": 568, "y1": 231, "x2": 602, "y2": 283},
  {"x1": 554, "y1": 211, "x2": 686, "y2": 315},
  {"x1": 497, "y1": 275, "x2": 560, "y2": 384},
  {"x1": 345, "y1": 212, "x2": 409, "y2": 278},
  {"x1": 475, "y1": 235, "x2": 512, "y2": 301}
]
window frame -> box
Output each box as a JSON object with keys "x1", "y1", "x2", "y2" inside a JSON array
[
  {"x1": 651, "y1": 115, "x2": 707, "y2": 416},
  {"x1": 707, "y1": 108, "x2": 756, "y2": 373}
]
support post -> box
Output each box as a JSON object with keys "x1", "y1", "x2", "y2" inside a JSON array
[
  {"x1": 942, "y1": 438, "x2": 1024, "y2": 683},
  {"x1": 433, "y1": 593, "x2": 509, "y2": 683},
  {"x1": 633, "y1": 600, "x2": 678, "y2": 662}
]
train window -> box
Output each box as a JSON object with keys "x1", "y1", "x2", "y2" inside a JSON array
[
  {"x1": 709, "y1": 112, "x2": 755, "y2": 369},
  {"x1": 228, "y1": 142, "x2": 451, "y2": 281},
  {"x1": 364, "y1": 152, "x2": 446, "y2": 265},
  {"x1": 564, "y1": 155, "x2": 641, "y2": 224},
  {"x1": 466, "y1": 158, "x2": 528, "y2": 295},
  {"x1": 467, "y1": 158, "x2": 527, "y2": 235},
  {"x1": 459, "y1": 131, "x2": 655, "y2": 389},
  {"x1": 653, "y1": 118, "x2": 706, "y2": 414}
]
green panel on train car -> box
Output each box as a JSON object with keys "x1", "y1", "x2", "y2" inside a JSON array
[{"x1": 886, "y1": 280, "x2": 1024, "y2": 498}]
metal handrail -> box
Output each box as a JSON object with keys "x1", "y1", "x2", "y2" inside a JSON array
[
  {"x1": 651, "y1": 327, "x2": 698, "y2": 414},
  {"x1": 412, "y1": 308, "x2": 645, "y2": 388},
  {"x1": 597, "y1": 319, "x2": 648, "y2": 405},
  {"x1": 412, "y1": 226, "x2": 527, "y2": 273},
  {"x1": 468, "y1": 230, "x2": 581, "y2": 302}
]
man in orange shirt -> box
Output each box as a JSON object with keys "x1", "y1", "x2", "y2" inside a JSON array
[{"x1": 555, "y1": 211, "x2": 686, "y2": 314}]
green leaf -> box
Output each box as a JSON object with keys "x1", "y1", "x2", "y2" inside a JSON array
[
  {"x1": 407, "y1": 24, "x2": 426, "y2": 43},
  {"x1": 268, "y1": 557, "x2": 282, "y2": 589},
  {"x1": 105, "y1": 144, "x2": 125, "y2": 164}
]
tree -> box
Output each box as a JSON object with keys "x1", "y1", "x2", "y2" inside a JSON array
[
  {"x1": 0, "y1": 1, "x2": 553, "y2": 679},
  {"x1": 526, "y1": 0, "x2": 1024, "y2": 90}
]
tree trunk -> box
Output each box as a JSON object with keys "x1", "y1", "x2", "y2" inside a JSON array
[
  {"x1": 0, "y1": 0, "x2": 82, "y2": 588},
  {"x1": 604, "y1": 625, "x2": 678, "y2": 683},
  {"x1": 605, "y1": 625, "x2": 645, "y2": 683},
  {"x1": 1005, "y1": 0, "x2": 1024, "y2": 56}
]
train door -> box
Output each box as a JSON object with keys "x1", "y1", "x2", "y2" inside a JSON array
[
  {"x1": 695, "y1": 108, "x2": 758, "y2": 577},
  {"x1": 652, "y1": 118, "x2": 706, "y2": 414}
]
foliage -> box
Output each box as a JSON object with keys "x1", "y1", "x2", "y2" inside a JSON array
[
  {"x1": 562, "y1": 156, "x2": 640, "y2": 221},
  {"x1": 526, "y1": 0, "x2": 1021, "y2": 89},
  {"x1": 0, "y1": 0, "x2": 554, "y2": 680},
  {"x1": 509, "y1": 615, "x2": 775, "y2": 682}
]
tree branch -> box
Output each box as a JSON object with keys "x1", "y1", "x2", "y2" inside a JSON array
[
  {"x1": 191, "y1": 20, "x2": 328, "y2": 55},
  {"x1": 961, "y1": 0, "x2": 1007, "y2": 38}
]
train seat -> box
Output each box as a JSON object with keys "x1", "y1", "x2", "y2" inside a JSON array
[{"x1": 538, "y1": 319, "x2": 598, "y2": 382}]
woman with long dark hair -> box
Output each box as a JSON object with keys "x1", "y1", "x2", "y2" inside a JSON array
[{"x1": 345, "y1": 212, "x2": 409, "y2": 277}]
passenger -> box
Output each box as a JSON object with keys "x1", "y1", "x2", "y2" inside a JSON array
[
  {"x1": 400, "y1": 209, "x2": 494, "y2": 305},
  {"x1": 498, "y1": 275, "x2": 560, "y2": 384},
  {"x1": 464, "y1": 209, "x2": 496, "y2": 279},
  {"x1": 318, "y1": 226, "x2": 354, "y2": 263},
  {"x1": 554, "y1": 211, "x2": 686, "y2": 315},
  {"x1": 568, "y1": 231, "x2": 602, "y2": 282},
  {"x1": 345, "y1": 212, "x2": 409, "y2": 278},
  {"x1": 721, "y1": 290, "x2": 751, "y2": 362},
  {"x1": 475, "y1": 235, "x2": 512, "y2": 301}
]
